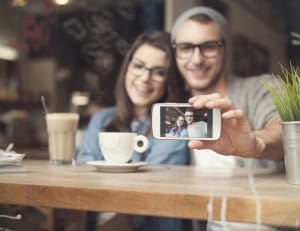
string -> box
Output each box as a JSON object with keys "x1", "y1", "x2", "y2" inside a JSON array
[
  {"x1": 220, "y1": 195, "x2": 229, "y2": 231},
  {"x1": 0, "y1": 213, "x2": 21, "y2": 230},
  {"x1": 206, "y1": 191, "x2": 214, "y2": 231},
  {"x1": 248, "y1": 173, "x2": 261, "y2": 231},
  {"x1": 0, "y1": 214, "x2": 22, "y2": 220}
]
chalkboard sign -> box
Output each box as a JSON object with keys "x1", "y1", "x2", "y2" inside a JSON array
[{"x1": 20, "y1": 0, "x2": 164, "y2": 107}]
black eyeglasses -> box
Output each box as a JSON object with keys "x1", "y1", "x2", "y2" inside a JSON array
[
  {"x1": 173, "y1": 40, "x2": 224, "y2": 59},
  {"x1": 128, "y1": 60, "x2": 167, "y2": 82}
]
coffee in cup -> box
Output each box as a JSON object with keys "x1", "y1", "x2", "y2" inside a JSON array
[
  {"x1": 46, "y1": 113, "x2": 79, "y2": 165},
  {"x1": 99, "y1": 132, "x2": 149, "y2": 163}
]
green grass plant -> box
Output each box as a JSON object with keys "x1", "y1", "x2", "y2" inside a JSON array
[{"x1": 263, "y1": 63, "x2": 300, "y2": 121}]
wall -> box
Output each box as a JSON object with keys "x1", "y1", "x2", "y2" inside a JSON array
[
  {"x1": 20, "y1": 59, "x2": 56, "y2": 111},
  {"x1": 226, "y1": 1, "x2": 287, "y2": 73},
  {"x1": 164, "y1": 0, "x2": 194, "y2": 31},
  {"x1": 0, "y1": 1, "x2": 21, "y2": 45}
]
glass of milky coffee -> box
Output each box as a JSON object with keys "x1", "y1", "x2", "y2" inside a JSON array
[{"x1": 46, "y1": 113, "x2": 79, "y2": 165}]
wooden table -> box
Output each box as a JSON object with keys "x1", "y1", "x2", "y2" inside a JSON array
[{"x1": 0, "y1": 160, "x2": 300, "y2": 227}]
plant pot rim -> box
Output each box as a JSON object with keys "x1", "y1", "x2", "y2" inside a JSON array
[{"x1": 281, "y1": 121, "x2": 300, "y2": 125}]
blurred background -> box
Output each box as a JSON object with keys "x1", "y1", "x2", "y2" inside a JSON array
[{"x1": 0, "y1": 0, "x2": 299, "y2": 152}]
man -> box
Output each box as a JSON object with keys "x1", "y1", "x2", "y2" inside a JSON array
[
  {"x1": 171, "y1": 6, "x2": 283, "y2": 166},
  {"x1": 171, "y1": 6, "x2": 284, "y2": 231},
  {"x1": 184, "y1": 109, "x2": 207, "y2": 138}
]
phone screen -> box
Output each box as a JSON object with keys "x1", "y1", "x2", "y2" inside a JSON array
[{"x1": 160, "y1": 106, "x2": 213, "y2": 138}]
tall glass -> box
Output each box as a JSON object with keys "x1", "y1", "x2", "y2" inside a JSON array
[{"x1": 46, "y1": 113, "x2": 79, "y2": 165}]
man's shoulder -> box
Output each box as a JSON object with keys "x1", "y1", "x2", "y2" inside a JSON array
[
  {"x1": 229, "y1": 73, "x2": 272, "y2": 86},
  {"x1": 194, "y1": 121, "x2": 207, "y2": 128},
  {"x1": 228, "y1": 73, "x2": 273, "y2": 94}
]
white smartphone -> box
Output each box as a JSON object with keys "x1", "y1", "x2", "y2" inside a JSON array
[{"x1": 152, "y1": 103, "x2": 222, "y2": 140}]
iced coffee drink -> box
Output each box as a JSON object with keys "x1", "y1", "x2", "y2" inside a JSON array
[{"x1": 46, "y1": 113, "x2": 79, "y2": 165}]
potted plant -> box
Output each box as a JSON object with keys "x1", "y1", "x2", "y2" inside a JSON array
[{"x1": 263, "y1": 63, "x2": 300, "y2": 184}]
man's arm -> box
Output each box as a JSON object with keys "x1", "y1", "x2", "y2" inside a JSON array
[{"x1": 254, "y1": 116, "x2": 283, "y2": 160}]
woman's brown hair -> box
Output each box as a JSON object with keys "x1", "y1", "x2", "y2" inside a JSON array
[{"x1": 106, "y1": 30, "x2": 185, "y2": 134}]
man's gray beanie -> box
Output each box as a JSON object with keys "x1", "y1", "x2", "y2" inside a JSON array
[{"x1": 171, "y1": 6, "x2": 230, "y2": 56}]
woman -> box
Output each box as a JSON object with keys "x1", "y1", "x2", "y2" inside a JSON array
[
  {"x1": 77, "y1": 31, "x2": 189, "y2": 231},
  {"x1": 168, "y1": 115, "x2": 187, "y2": 137}
]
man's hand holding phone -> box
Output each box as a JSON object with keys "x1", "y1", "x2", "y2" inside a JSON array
[{"x1": 187, "y1": 93, "x2": 265, "y2": 158}]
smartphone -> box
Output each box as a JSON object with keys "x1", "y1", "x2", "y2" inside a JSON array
[{"x1": 152, "y1": 103, "x2": 222, "y2": 140}]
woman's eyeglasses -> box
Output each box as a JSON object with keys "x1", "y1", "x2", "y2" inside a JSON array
[
  {"x1": 128, "y1": 60, "x2": 167, "y2": 82},
  {"x1": 173, "y1": 40, "x2": 224, "y2": 59}
]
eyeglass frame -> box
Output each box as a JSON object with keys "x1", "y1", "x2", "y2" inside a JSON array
[
  {"x1": 127, "y1": 59, "x2": 168, "y2": 82},
  {"x1": 172, "y1": 40, "x2": 224, "y2": 59}
]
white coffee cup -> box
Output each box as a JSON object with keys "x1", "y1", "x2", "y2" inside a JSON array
[{"x1": 99, "y1": 132, "x2": 149, "y2": 163}]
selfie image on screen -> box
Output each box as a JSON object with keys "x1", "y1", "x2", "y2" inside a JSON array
[{"x1": 160, "y1": 106, "x2": 212, "y2": 138}]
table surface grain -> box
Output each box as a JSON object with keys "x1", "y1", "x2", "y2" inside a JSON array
[{"x1": 0, "y1": 160, "x2": 299, "y2": 227}]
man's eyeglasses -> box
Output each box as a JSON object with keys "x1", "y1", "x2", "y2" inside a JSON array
[
  {"x1": 184, "y1": 115, "x2": 194, "y2": 117},
  {"x1": 128, "y1": 60, "x2": 167, "y2": 82},
  {"x1": 173, "y1": 40, "x2": 224, "y2": 59}
]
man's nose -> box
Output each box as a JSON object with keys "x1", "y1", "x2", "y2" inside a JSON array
[{"x1": 190, "y1": 47, "x2": 204, "y2": 64}]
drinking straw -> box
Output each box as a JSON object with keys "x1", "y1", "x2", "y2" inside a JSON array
[
  {"x1": 5, "y1": 143, "x2": 14, "y2": 152},
  {"x1": 41, "y1": 96, "x2": 48, "y2": 114}
]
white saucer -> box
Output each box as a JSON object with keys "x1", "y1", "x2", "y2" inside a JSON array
[
  {"x1": 0, "y1": 153, "x2": 25, "y2": 166},
  {"x1": 86, "y1": 160, "x2": 147, "y2": 173}
]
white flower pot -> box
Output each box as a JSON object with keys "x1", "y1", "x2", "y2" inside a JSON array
[{"x1": 282, "y1": 121, "x2": 300, "y2": 184}]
